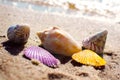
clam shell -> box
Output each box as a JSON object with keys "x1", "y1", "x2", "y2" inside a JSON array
[
  {"x1": 82, "y1": 30, "x2": 108, "y2": 57},
  {"x1": 37, "y1": 27, "x2": 81, "y2": 56},
  {"x1": 24, "y1": 46, "x2": 60, "y2": 67},
  {"x1": 72, "y1": 50, "x2": 106, "y2": 66},
  {"x1": 7, "y1": 24, "x2": 30, "y2": 44}
]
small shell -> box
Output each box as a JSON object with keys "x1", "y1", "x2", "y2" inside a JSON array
[
  {"x1": 72, "y1": 50, "x2": 106, "y2": 67},
  {"x1": 82, "y1": 30, "x2": 108, "y2": 57},
  {"x1": 31, "y1": 59, "x2": 40, "y2": 65},
  {"x1": 7, "y1": 24, "x2": 30, "y2": 44},
  {"x1": 24, "y1": 46, "x2": 60, "y2": 67},
  {"x1": 37, "y1": 27, "x2": 81, "y2": 56}
]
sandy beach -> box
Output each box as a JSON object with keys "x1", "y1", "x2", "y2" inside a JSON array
[{"x1": 0, "y1": 4, "x2": 120, "y2": 80}]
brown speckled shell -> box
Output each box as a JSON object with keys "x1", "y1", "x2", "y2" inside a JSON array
[{"x1": 7, "y1": 25, "x2": 30, "y2": 44}]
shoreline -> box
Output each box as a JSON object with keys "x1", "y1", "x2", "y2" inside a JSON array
[{"x1": 0, "y1": 0, "x2": 120, "y2": 23}]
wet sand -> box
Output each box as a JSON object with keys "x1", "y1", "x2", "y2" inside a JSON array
[{"x1": 0, "y1": 4, "x2": 120, "y2": 80}]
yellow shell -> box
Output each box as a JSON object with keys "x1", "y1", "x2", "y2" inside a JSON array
[
  {"x1": 37, "y1": 27, "x2": 81, "y2": 56},
  {"x1": 72, "y1": 50, "x2": 106, "y2": 66}
]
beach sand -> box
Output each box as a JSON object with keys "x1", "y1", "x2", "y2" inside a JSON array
[{"x1": 0, "y1": 4, "x2": 120, "y2": 80}]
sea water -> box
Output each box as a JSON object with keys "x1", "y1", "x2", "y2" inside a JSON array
[{"x1": 0, "y1": 0, "x2": 120, "y2": 23}]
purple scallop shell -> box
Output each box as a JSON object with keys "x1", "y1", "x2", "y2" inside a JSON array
[{"x1": 24, "y1": 46, "x2": 59, "y2": 67}]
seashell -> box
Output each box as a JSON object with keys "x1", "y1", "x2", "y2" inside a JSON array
[
  {"x1": 7, "y1": 24, "x2": 30, "y2": 44},
  {"x1": 37, "y1": 27, "x2": 81, "y2": 56},
  {"x1": 72, "y1": 50, "x2": 106, "y2": 66},
  {"x1": 31, "y1": 59, "x2": 40, "y2": 65},
  {"x1": 24, "y1": 46, "x2": 60, "y2": 67},
  {"x1": 82, "y1": 30, "x2": 108, "y2": 57}
]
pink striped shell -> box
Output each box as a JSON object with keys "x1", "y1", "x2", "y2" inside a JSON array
[{"x1": 24, "y1": 46, "x2": 60, "y2": 67}]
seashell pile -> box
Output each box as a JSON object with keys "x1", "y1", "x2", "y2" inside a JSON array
[
  {"x1": 24, "y1": 46, "x2": 60, "y2": 67},
  {"x1": 7, "y1": 24, "x2": 30, "y2": 44},
  {"x1": 82, "y1": 30, "x2": 108, "y2": 57},
  {"x1": 37, "y1": 27, "x2": 81, "y2": 56},
  {"x1": 72, "y1": 50, "x2": 106, "y2": 66},
  {"x1": 6, "y1": 24, "x2": 108, "y2": 67}
]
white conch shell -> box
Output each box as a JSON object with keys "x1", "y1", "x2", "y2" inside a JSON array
[
  {"x1": 82, "y1": 30, "x2": 108, "y2": 56},
  {"x1": 37, "y1": 27, "x2": 81, "y2": 56},
  {"x1": 7, "y1": 24, "x2": 30, "y2": 44}
]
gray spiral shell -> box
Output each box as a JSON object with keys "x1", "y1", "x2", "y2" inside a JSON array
[
  {"x1": 7, "y1": 25, "x2": 30, "y2": 44},
  {"x1": 82, "y1": 30, "x2": 108, "y2": 57}
]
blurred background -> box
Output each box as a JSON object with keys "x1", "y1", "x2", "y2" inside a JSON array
[{"x1": 0, "y1": 0, "x2": 120, "y2": 23}]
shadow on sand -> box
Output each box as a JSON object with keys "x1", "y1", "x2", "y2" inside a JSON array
[
  {"x1": 53, "y1": 54, "x2": 71, "y2": 64},
  {"x1": 2, "y1": 40, "x2": 25, "y2": 55},
  {"x1": 71, "y1": 60, "x2": 83, "y2": 67}
]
